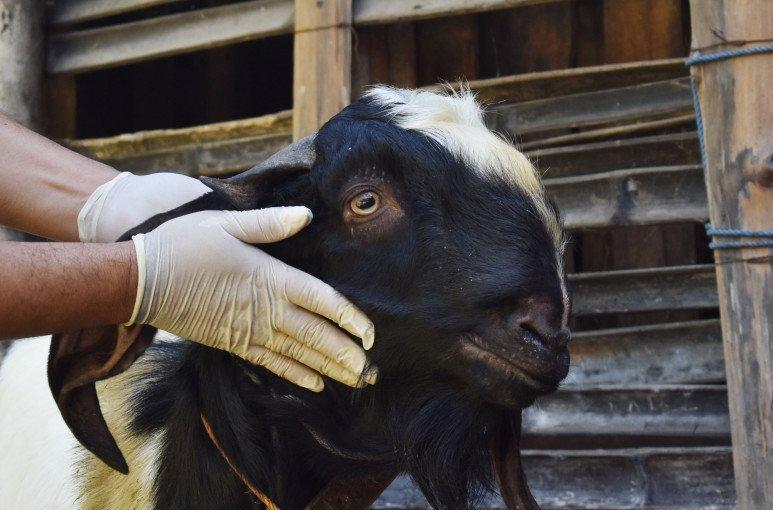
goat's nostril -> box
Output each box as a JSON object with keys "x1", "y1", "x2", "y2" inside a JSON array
[{"x1": 519, "y1": 320, "x2": 570, "y2": 351}]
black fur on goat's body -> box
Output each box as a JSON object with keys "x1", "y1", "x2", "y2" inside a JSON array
[{"x1": 122, "y1": 96, "x2": 568, "y2": 510}]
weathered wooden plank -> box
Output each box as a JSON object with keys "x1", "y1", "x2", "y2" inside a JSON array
[
  {"x1": 293, "y1": 0, "x2": 352, "y2": 140},
  {"x1": 570, "y1": 265, "x2": 717, "y2": 316},
  {"x1": 375, "y1": 447, "x2": 735, "y2": 509},
  {"x1": 486, "y1": 77, "x2": 694, "y2": 137},
  {"x1": 690, "y1": 2, "x2": 773, "y2": 507},
  {"x1": 546, "y1": 165, "x2": 707, "y2": 229},
  {"x1": 48, "y1": 0, "x2": 556, "y2": 75},
  {"x1": 519, "y1": 114, "x2": 695, "y2": 150},
  {"x1": 567, "y1": 320, "x2": 724, "y2": 386},
  {"x1": 522, "y1": 385, "x2": 729, "y2": 443},
  {"x1": 49, "y1": 0, "x2": 185, "y2": 26},
  {"x1": 528, "y1": 132, "x2": 699, "y2": 179},
  {"x1": 48, "y1": 0, "x2": 295, "y2": 75},
  {"x1": 456, "y1": 58, "x2": 686, "y2": 105},
  {"x1": 66, "y1": 111, "x2": 292, "y2": 176}
]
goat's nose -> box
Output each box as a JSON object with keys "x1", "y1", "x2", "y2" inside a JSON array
[{"x1": 507, "y1": 297, "x2": 570, "y2": 351}]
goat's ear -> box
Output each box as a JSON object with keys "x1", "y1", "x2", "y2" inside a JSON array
[
  {"x1": 490, "y1": 411, "x2": 540, "y2": 510},
  {"x1": 200, "y1": 134, "x2": 317, "y2": 210}
]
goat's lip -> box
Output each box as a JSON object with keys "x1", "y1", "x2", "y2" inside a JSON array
[{"x1": 461, "y1": 337, "x2": 558, "y2": 393}]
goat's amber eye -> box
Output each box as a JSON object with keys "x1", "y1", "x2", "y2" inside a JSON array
[{"x1": 350, "y1": 191, "x2": 380, "y2": 216}]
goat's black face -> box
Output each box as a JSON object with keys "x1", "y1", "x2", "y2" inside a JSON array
[{"x1": 245, "y1": 91, "x2": 570, "y2": 410}]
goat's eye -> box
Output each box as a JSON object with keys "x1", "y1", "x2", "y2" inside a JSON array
[{"x1": 350, "y1": 191, "x2": 380, "y2": 216}]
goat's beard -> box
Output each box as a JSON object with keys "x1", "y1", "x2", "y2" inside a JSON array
[{"x1": 380, "y1": 386, "x2": 501, "y2": 510}]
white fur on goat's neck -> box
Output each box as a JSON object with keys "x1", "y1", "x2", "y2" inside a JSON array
[
  {"x1": 367, "y1": 85, "x2": 569, "y2": 324},
  {"x1": 0, "y1": 337, "x2": 163, "y2": 510}
]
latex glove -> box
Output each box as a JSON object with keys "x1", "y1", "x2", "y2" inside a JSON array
[
  {"x1": 126, "y1": 207, "x2": 376, "y2": 391},
  {"x1": 78, "y1": 172, "x2": 211, "y2": 243}
]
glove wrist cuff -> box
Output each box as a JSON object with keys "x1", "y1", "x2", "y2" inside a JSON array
[
  {"x1": 77, "y1": 172, "x2": 131, "y2": 243},
  {"x1": 124, "y1": 234, "x2": 146, "y2": 326}
]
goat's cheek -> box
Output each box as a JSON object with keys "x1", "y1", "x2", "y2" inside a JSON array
[{"x1": 349, "y1": 205, "x2": 405, "y2": 241}]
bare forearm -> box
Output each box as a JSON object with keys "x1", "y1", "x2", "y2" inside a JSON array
[
  {"x1": 0, "y1": 242, "x2": 137, "y2": 339},
  {"x1": 0, "y1": 113, "x2": 118, "y2": 241}
]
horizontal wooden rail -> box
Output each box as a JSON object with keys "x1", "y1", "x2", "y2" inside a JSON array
[
  {"x1": 528, "y1": 132, "x2": 699, "y2": 179},
  {"x1": 522, "y1": 385, "x2": 729, "y2": 443},
  {"x1": 567, "y1": 319, "x2": 724, "y2": 386},
  {"x1": 570, "y1": 265, "x2": 718, "y2": 317},
  {"x1": 487, "y1": 77, "x2": 694, "y2": 137},
  {"x1": 377, "y1": 447, "x2": 735, "y2": 509},
  {"x1": 49, "y1": 0, "x2": 184, "y2": 26},
  {"x1": 460, "y1": 58, "x2": 686, "y2": 105},
  {"x1": 546, "y1": 165, "x2": 707, "y2": 229},
  {"x1": 48, "y1": 0, "x2": 555, "y2": 74},
  {"x1": 67, "y1": 110, "x2": 292, "y2": 176}
]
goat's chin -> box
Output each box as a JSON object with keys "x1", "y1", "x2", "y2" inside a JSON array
[{"x1": 456, "y1": 338, "x2": 567, "y2": 409}]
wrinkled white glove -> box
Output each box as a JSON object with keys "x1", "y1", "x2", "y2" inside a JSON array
[
  {"x1": 125, "y1": 207, "x2": 376, "y2": 391},
  {"x1": 78, "y1": 172, "x2": 211, "y2": 243}
]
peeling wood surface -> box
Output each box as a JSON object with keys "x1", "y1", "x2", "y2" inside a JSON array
[
  {"x1": 567, "y1": 320, "x2": 725, "y2": 386},
  {"x1": 546, "y1": 165, "x2": 707, "y2": 229},
  {"x1": 376, "y1": 447, "x2": 735, "y2": 509},
  {"x1": 49, "y1": 0, "x2": 185, "y2": 26},
  {"x1": 529, "y1": 132, "x2": 699, "y2": 179},
  {"x1": 487, "y1": 77, "x2": 694, "y2": 137},
  {"x1": 570, "y1": 265, "x2": 717, "y2": 316}
]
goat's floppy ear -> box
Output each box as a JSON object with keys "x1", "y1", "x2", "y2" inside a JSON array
[
  {"x1": 200, "y1": 134, "x2": 317, "y2": 210},
  {"x1": 490, "y1": 411, "x2": 540, "y2": 510}
]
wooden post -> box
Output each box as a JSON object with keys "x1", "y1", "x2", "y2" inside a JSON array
[
  {"x1": 293, "y1": 0, "x2": 352, "y2": 140},
  {"x1": 0, "y1": 0, "x2": 44, "y2": 241},
  {"x1": 689, "y1": 1, "x2": 772, "y2": 507}
]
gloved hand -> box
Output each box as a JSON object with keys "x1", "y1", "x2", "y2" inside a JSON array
[
  {"x1": 78, "y1": 172, "x2": 211, "y2": 243},
  {"x1": 126, "y1": 206, "x2": 376, "y2": 391}
]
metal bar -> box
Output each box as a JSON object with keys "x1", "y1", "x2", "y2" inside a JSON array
[
  {"x1": 546, "y1": 165, "x2": 708, "y2": 229},
  {"x1": 570, "y1": 264, "x2": 718, "y2": 316},
  {"x1": 49, "y1": 0, "x2": 185, "y2": 26},
  {"x1": 376, "y1": 447, "x2": 735, "y2": 509}
]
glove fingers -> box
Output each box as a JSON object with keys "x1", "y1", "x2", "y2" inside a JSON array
[
  {"x1": 266, "y1": 332, "x2": 366, "y2": 388},
  {"x1": 242, "y1": 345, "x2": 324, "y2": 392},
  {"x1": 283, "y1": 268, "x2": 375, "y2": 350},
  {"x1": 220, "y1": 207, "x2": 312, "y2": 244},
  {"x1": 275, "y1": 305, "x2": 371, "y2": 379}
]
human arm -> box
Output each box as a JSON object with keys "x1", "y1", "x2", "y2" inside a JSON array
[{"x1": 0, "y1": 241, "x2": 137, "y2": 338}]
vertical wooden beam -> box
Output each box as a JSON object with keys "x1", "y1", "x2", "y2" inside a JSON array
[
  {"x1": 0, "y1": 0, "x2": 44, "y2": 241},
  {"x1": 415, "y1": 16, "x2": 478, "y2": 86},
  {"x1": 689, "y1": 1, "x2": 772, "y2": 507},
  {"x1": 293, "y1": 0, "x2": 352, "y2": 140}
]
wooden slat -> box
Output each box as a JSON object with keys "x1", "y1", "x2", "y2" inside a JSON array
[
  {"x1": 570, "y1": 265, "x2": 717, "y2": 317},
  {"x1": 48, "y1": 0, "x2": 556, "y2": 75},
  {"x1": 66, "y1": 110, "x2": 292, "y2": 176},
  {"x1": 567, "y1": 320, "x2": 724, "y2": 386},
  {"x1": 376, "y1": 447, "x2": 735, "y2": 509},
  {"x1": 546, "y1": 165, "x2": 707, "y2": 229},
  {"x1": 49, "y1": 0, "x2": 184, "y2": 26},
  {"x1": 519, "y1": 114, "x2": 695, "y2": 150},
  {"x1": 522, "y1": 385, "x2": 729, "y2": 444},
  {"x1": 528, "y1": 132, "x2": 699, "y2": 179},
  {"x1": 486, "y1": 77, "x2": 694, "y2": 137},
  {"x1": 48, "y1": 0, "x2": 295, "y2": 75},
  {"x1": 458, "y1": 58, "x2": 687, "y2": 104}
]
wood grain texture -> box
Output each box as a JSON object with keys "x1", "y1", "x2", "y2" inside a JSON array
[
  {"x1": 49, "y1": 0, "x2": 184, "y2": 26},
  {"x1": 415, "y1": 15, "x2": 478, "y2": 85},
  {"x1": 689, "y1": 1, "x2": 773, "y2": 507},
  {"x1": 293, "y1": 0, "x2": 352, "y2": 140}
]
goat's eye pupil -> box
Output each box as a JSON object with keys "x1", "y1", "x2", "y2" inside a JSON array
[{"x1": 350, "y1": 191, "x2": 380, "y2": 216}]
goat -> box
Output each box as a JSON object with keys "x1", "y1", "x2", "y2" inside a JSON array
[{"x1": 0, "y1": 86, "x2": 570, "y2": 510}]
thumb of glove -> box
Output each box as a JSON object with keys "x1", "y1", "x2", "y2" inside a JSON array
[{"x1": 220, "y1": 207, "x2": 313, "y2": 244}]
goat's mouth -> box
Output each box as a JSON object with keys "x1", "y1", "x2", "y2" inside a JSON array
[{"x1": 459, "y1": 334, "x2": 569, "y2": 402}]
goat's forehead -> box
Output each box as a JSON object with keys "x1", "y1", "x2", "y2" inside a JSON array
[{"x1": 363, "y1": 85, "x2": 561, "y2": 244}]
